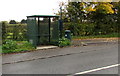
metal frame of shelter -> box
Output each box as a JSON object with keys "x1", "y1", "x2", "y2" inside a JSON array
[{"x1": 27, "y1": 15, "x2": 60, "y2": 47}]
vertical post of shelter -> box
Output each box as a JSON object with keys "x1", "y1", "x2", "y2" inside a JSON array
[
  {"x1": 48, "y1": 17, "x2": 51, "y2": 43},
  {"x1": 38, "y1": 17, "x2": 40, "y2": 45}
]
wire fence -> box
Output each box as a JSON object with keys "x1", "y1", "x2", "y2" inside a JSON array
[{"x1": 2, "y1": 23, "x2": 27, "y2": 41}]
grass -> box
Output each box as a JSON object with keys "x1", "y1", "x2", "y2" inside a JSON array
[
  {"x1": 0, "y1": 46, "x2": 1, "y2": 54},
  {"x1": 73, "y1": 33, "x2": 119, "y2": 39},
  {"x1": 2, "y1": 40, "x2": 35, "y2": 54}
]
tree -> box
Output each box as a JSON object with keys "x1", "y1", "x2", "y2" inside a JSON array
[
  {"x1": 55, "y1": 2, "x2": 86, "y2": 23},
  {"x1": 55, "y1": 1, "x2": 119, "y2": 36},
  {"x1": 9, "y1": 20, "x2": 17, "y2": 24},
  {"x1": 66, "y1": 2, "x2": 86, "y2": 23},
  {"x1": 114, "y1": 1, "x2": 120, "y2": 33},
  {"x1": 84, "y1": 2, "x2": 116, "y2": 35},
  {"x1": 21, "y1": 19, "x2": 27, "y2": 24}
]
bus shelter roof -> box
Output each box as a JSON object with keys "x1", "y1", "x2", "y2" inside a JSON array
[{"x1": 27, "y1": 15, "x2": 59, "y2": 18}]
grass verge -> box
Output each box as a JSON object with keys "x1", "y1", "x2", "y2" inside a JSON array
[{"x1": 2, "y1": 40, "x2": 35, "y2": 54}]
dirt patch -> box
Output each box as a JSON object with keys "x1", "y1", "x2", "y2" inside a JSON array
[
  {"x1": 72, "y1": 37, "x2": 118, "y2": 46},
  {"x1": 73, "y1": 37, "x2": 119, "y2": 41}
]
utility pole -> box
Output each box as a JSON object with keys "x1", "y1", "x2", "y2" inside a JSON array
[
  {"x1": 60, "y1": 6, "x2": 62, "y2": 20},
  {"x1": 59, "y1": 2, "x2": 63, "y2": 38}
]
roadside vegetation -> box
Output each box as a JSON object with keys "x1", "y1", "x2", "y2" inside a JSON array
[
  {"x1": 59, "y1": 37, "x2": 71, "y2": 47},
  {"x1": 0, "y1": 40, "x2": 1, "y2": 54},
  {"x1": 2, "y1": 40, "x2": 35, "y2": 54},
  {"x1": 57, "y1": 2, "x2": 120, "y2": 37},
  {"x1": 1, "y1": 22, "x2": 35, "y2": 54}
]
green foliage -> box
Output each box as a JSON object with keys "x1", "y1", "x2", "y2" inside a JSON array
[
  {"x1": 66, "y1": 2, "x2": 85, "y2": 23},
  {"x1": 56, "y1": 2, "x2": 119, "y2": 36},
  {"x1": 59, "y1": 37, "x2": 71, "y2": 47},
  {"x1": 2, "y1": 40, "x2": 35, "y2": 54},
  {"x1": 2, "y1": 21, "x2": 7, "y2": 41},
  {"x1": 2, "y1": 40, "x2": 17, "y2": 50},
  {"x1": 2, "y1": 23, "x2": 27, "y2": 41},
  {"x1": 64, "y1": 22, "x2": 95, "y2": 36},
  {"x1": 0, "y1": 46, "x2": 2, "y2": 53}
]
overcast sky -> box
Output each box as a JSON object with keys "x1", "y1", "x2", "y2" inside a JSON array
[{"x1": 0, "y1": 0, "x2": 67, "y2": 21}]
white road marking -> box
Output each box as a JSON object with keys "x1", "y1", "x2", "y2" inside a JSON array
[{"x1": 75, "y1": 64, "x2": 120, "y2": 75}]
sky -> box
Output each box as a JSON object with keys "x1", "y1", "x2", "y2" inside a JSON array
[
  {"x1": 0, "y1": 0, "x2": 67, "y2": 22},
  {"x1": 1, "y1": 0, "x2": 119, "y2": 22}
]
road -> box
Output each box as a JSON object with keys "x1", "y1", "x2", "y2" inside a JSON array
[{"x1": 2, "y1": 42, "x2": 118, "y2": 74}]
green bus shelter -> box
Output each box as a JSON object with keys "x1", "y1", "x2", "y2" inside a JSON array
[{"x1": 27, "y1": 15, "x2": 60, "y2": 47}]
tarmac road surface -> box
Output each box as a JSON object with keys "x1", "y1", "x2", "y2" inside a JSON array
[{"x1": 2, "y1": 42, "x2": 118, "y2": 74}]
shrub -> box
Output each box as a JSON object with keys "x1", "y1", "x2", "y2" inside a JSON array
[
  {"x1": 59, "y1": 37, "x2": 71, "y2": 47},
  {"x1": 2, "y1": 40, "x2": 17, "y2": 50},
  {"x1": 64, "y1": 22, "x2": 95, "y2": 36},
  {"x1": 14, "y1": 41, "x2": 35, "y2": 52},
  {"x1": 2, "y1": 40, "x2": 35, "y2": 54}
]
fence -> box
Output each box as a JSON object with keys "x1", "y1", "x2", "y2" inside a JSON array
[{"x1": 2, "y1": 23, "x2": 27, "y2": 41}]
